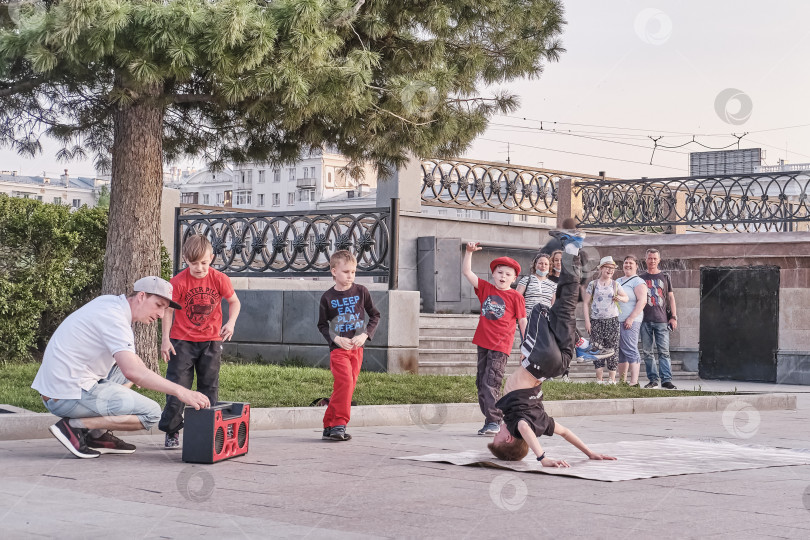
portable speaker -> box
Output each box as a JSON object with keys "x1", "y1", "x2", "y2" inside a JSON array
[{"x1": 181, "y1": 401, "x2": 250, "y2": 464}]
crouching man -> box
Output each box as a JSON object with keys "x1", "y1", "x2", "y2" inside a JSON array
[{"x1": 31, "y1": 276, "x2": 210, "y2": 459}]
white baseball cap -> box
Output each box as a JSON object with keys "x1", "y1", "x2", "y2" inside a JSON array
[{"x1": 133, "y1": 276, "x2": 181, "y2": 309}]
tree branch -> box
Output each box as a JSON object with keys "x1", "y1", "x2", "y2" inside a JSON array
[{"x1": 0, "y1": 79, "x2": 42, "y2": 98}]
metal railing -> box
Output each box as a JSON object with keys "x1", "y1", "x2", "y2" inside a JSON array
[
  {"x1": 174, "y1": 200, "x2": 399, "y2": 287},
  {"x1": 576, "y1": 171, "x2": 810, "y2": 232},
  {"x1": 420, "y1": 158, "x2": 611, "y2": 217}
]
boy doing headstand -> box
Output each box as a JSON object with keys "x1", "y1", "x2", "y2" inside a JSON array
[
  {"x1": 462, "y1": 242, "x2": 527, "y2": 436},
  {"x1": 317, "y1": 250, "x2": 381, "y2": 441},
  {"x1": 159, "y1": 235, "x2": 241, "y2": 449},
  {"x1": 488, "y1": 231, "x2": 617, "y2": 467}
]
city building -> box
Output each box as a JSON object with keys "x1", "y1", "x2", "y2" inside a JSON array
[
  {"x1": 166, "y1": 166, "x2": 235, "y2": 207},
  {"x1": 0, "y1": 169, "x2": 109, "y2": 208}
]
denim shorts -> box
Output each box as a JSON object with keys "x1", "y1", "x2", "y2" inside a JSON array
[{"x1": 42, "y1": 365, "x2": 162, "y2": 429}]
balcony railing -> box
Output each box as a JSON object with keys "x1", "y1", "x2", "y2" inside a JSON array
[{"x1": 296, "y1": 176, "x2": 316, "y2": 189}]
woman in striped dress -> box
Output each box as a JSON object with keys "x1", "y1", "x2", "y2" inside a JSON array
[{"x1": 516, "y1": 252, "x2": 557, "y2": 314}]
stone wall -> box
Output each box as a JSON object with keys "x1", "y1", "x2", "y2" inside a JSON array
[{"x1": 222, "y1": 288, "x2": 420, "y2": 373}]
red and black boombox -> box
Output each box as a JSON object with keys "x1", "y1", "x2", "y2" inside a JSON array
[{"x1": 182, "y1": 402, "x2": 250, "y2": 464}]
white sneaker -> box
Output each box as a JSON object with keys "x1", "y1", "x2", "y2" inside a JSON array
[{"x1": 562, "y1": 375, "x2": 571, "y2": 383}]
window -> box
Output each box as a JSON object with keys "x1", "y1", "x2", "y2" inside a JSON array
[
  {"x1": 258, "y1": 170, "x2": 265, "y2": 183},
  {"x1": 216, "y1": 193, "x2": 224, "y2": 205},
  {"x1": 437, "y1": 209, "x2": 447, "y2": 216},
  {"x1": 246, "y1": 192, "x2": 251, "y2": 205},
  {"x1": 36, "y1": 195, "x2": 43, "y2": 201},
  {"x1": 272, "y1": 193, "x2": 280, "y2": 206},
  {"x1": 518, "y1": 214, "x2": 528, "y2": 222},
  {"x1": 258, "y1": 194, "x2": 265, "y2": 206},
  {"x1": 247, "y1": 170, "x2": 253, "y2": 183},
  {"x1": 203, "y1": 194, "x2": 210, "y2": 205},
  {"x1": 299, "y1": 190, "x2": 314, "y2": 202},
  {"x1": 287, "y1": 192, "x2": 295, "y2": 205},
  {"x1": 479, "y1": 210, "x2": 489, "y2": 220},
  {"x1": 273, "y1": 169, "x2": 281, "y2": 182},
  {"x1": 288, "y1": 168, "x2": 296, "y2": 181},
  {"x1": 456, "y1": 209, "x2": 471, "y2": 218},
  {"x1": 240, "y1": 171, "x2": 245, "y2": 183},
  {"x1": 53, "y1": 197, "x2": 62, "y2": 205}
]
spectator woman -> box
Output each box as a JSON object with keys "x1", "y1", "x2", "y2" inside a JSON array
[
  {"x1": 516, "y1": 252, "x2": 557, "y2": 313},
  {"x1": 583, "y1": 256, "x2": 628, "y2": 384},
  {"x1": 615, "y1": 255, "x2": 648, "y2": 386}
]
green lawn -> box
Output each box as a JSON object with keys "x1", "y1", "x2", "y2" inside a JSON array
[{"x1": 2, "y1": 361, "x2": 723, "y2": 413}]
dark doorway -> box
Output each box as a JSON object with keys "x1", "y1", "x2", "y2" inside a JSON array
[{"x1": 699, "y1": 266, "x2": 779, "y2": 382}]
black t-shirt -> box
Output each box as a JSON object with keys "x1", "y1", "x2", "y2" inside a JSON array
[{"x1": 496, "y1": 386, "x2": 556, "y2": 439}]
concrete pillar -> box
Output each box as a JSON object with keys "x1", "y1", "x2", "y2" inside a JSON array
[
  {"x1": 665, "y1": 190, "x2": 687, "y2": 234},
  {"x1": 556, "y1": 176, "x2": 583, "y2": 228},
  {"x1": 376, "y1": 155, "x2": 423, "y2": 213},
  {"x1": 161, "y1": 187, "x2": 181, "y2": 265}
]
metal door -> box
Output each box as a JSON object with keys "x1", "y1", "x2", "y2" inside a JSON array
[{"x1": 699, "y1": 266, "x2": 779, "y2": 381}]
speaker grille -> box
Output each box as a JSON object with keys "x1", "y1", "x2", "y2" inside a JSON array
[
  {"x1": 214, "y1": 426, "x2": 225, "y2": 454},
  {"x1": 237, "y1": 421, "x2": 247, "y2": 447}
]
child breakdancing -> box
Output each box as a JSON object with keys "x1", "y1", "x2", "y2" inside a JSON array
[{"x1": 488, "y1": 230, "x2": 617, "y2": 467}]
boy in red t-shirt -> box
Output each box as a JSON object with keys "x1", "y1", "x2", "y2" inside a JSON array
[
  {"x1": 462, "y1": 242, "x2": 527, "y2": 436},
  {"x1": 159, "y1": 235, "x2": 241, "y2": 449}
]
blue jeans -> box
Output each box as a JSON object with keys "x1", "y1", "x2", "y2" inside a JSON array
[
  {"x1": 640, "y1": 322, "x2": 672, "y2": 383},
  {"x1": 42, "y1": 365, "x2": 162, "y2": 429}
]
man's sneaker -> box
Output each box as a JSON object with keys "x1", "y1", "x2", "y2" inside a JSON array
[
  {"x1": 549, "y1": 229, "x2": 586, "y2": 248},
  {"x1": 322, "y1": 427, "x2": 331, "y2": 440},
  {"x1": 562, "y1": 374, "x2": 571, "y2": 383},
  {"x1": 644, "y1": 381, "x2": 660, "y2": 389},
  {"x1": 661, "y1": 381, "x2": 677, "y2": 390},
  {"x1": 86, "y1": 431, "x2": 136, "y2": 454},
  {"x1": 164, "y1": 432, "x2": 180, "y2": 449},
  {"x1": 328, "y1": 425, "x2": 352, "y2": 441},
  {"x1": 48, "y1": 418, "x2": 100, "y2": 459},
  {"x1": 477, "y1": 422, "x2": 500, "y2": 436}
]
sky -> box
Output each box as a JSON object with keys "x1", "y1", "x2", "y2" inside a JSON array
[{"x1": 3, "y1": 0, "x2": 810, "y2": 180}]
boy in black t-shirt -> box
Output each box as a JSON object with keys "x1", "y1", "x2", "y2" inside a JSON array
[
  {"x1": 317, "y1": 250, "x2": 381, "y2": 442},
  {"x1": 488, "y1": 230, "x2": 617, "y2": 466}
]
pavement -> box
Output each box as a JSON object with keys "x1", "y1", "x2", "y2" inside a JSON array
[{"x1": 2, "y1": 379, "x2": 810, "y2": 538}]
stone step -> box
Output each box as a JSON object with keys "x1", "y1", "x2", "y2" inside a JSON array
[
  {"x1": 417, "y1": 360, "x2": 701, "y2": 380},
  {"x1": 419, "y1": 337, "x2": 521, "y2": 350}
]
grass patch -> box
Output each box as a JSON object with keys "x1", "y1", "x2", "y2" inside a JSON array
[{"x1": 1, "y1": 362, "x2": 724, "y2": 413}]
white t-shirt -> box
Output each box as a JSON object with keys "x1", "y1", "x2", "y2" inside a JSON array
[{"x1": 31, "y1": 295, "x2": 136, "y2": 399}]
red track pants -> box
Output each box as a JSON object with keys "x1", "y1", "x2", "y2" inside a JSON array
[{"x1": 323, "y1": 347, "x2": 363, "y2": 428}]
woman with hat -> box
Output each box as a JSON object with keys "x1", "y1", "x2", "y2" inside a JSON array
[{"x1": 582, "y1": 256, "x2": 628, "y2": 384}]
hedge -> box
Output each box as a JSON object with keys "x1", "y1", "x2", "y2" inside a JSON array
[{"x1": 0, "y1": 194, "x2": 170, "y2": 363}]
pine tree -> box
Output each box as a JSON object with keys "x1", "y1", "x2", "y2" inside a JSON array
[{"x1": 0, "y1": 0, "x2": 565, "y2": 369}]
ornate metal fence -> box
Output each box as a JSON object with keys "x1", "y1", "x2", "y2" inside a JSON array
[
  {"x1": 174, "y1": 201, "x2": 398, "y2": 287},
  {"x1": 576, "y1": 171, "x2": 810, "y2": 232},
  {"x1": 420, "y1": 158, "x2": 607, "y2": 217}
]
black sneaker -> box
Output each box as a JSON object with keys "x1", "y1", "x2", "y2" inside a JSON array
[
  {"x1": 328, "y1": 425, "x2": 352, "y2": 441},
  {"x1": 86, "y1": 431, "x2": 136, "y2": 454},
  {"x1": 48, "y1": 418, "x2": 100, "y2": 459},
  {"x1": 644, "y1": 381, "x2": 659, "y2": 389},
  {"x1": 164, "y1": 432, "x2": 180, "y2": 449},
  {"x1": 661, "y1": 381, "x2": 677, "y2": 390}
]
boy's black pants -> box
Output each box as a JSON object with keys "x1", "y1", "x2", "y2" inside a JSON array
[
  {"x1": 158, "y1": 339, "x2": 222, "y2": 435},
  {"x1": 521, "y1": 252, "x2": 581, "y2": 379}
]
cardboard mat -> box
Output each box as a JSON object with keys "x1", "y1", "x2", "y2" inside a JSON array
[{"x1": 397, "y1": 438, "x2": 810, "y2": 482}]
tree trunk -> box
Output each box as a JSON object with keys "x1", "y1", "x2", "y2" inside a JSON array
[{"x1": 102, "y1": 78, "x2": 164, "y2": 372}]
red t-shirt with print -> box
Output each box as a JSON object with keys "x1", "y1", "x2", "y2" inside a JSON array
[
  {"x1": 472, "y1": 280, "x2": 526, "y2": 355},
  {"x1": 169, "y1": 267, "x2": 235, "y2": 342}
]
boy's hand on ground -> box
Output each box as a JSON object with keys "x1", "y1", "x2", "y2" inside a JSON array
[
  {"x1": 220, "y1": 322, "x2": 236, "y2": 341},
  {"x1": 334, "y1": 336, "x2": 354, "y2": 350},
  {"x1": 161, "y1": 341, "x2": 175, "y2": 363},
  {"x1": 540, "y1": 457, "x2": 570, "y2": 468},
  {"x1": 350, "y1": 333, "x2": 368, "y2": 348},
  {"x1": 179, "y1": 389, "x2": 210, "y2": 410},
  {"x1": 588, "y1": 453, "x2": 617, "y2": 461},
  {"x1": 465, "y1": 242, "x2": 482, "y2": 253}
]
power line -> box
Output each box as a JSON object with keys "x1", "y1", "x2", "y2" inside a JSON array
[{"x1": 477, "y1": 137, "x2": 685, "y2": 172}]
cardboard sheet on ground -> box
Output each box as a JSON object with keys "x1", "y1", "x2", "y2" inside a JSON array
[{"x1": 397, "y1": 438, "x2": 810, "y2": 482}]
